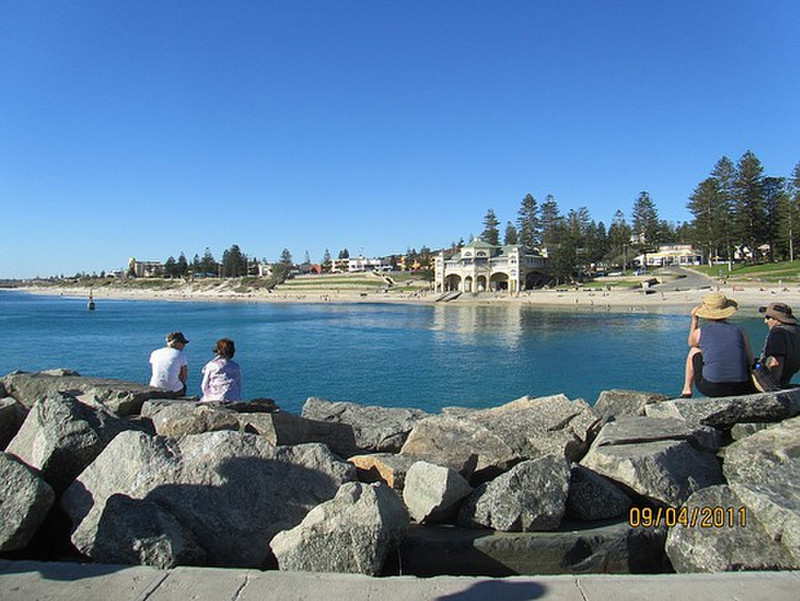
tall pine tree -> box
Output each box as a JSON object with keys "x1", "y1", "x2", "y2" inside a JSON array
[
  {"x1": 481, "y1": 209, "x2": 500, "y2": 245},
  {"x1": 516, "y1": 193, "x2": 539, "y2": 249},
  {"x1": 733, "y1": 150, "x2": 766, "y2": 261}
]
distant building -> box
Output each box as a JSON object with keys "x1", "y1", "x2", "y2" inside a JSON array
[
  {"x1": 330, "y1": 257, "x2": 349, "y2": 273},
  {"x1": 347, "y1": 255, "x2": 391, "y2": 272},
  {"x1": 434, "y1": 239, "x2": 548, "y2": 293},
  {"x1": 257, "y1": 262, "x2": 273, "y2": 278},
  {"x1": 128, "y1": 257, "x2": 163, "y2": 277},
  {"x1": 635, "y1": 244, "x2": 703, "y2": 267}
]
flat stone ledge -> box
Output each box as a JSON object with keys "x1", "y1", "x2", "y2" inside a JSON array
[{"x1": 1, "y1": 561, "x2": 800, "y2": 601}]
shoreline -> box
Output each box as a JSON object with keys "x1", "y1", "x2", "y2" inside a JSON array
[{"x1": 11, "y1": 280, "x2": 800, "y2": 315}]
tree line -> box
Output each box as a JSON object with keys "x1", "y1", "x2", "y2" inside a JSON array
[
  {"x1": 473, "y1": 151, "x2": 799, "y2": 282},
  {"x1": 139, "y1": 150, "x2": 798, "y2": 286}
]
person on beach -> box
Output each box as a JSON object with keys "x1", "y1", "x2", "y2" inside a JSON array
[
  {"x1": 149, "y1": 331, "x2": 189, "y2": 396},
  {"x1": 680, "y1": 292, "x2": 755, "y2": 398},
  {"x1": 200, "y1": 338, "x2": 243, "y2": 402},
  {"x1": 757, "y1": 302, "x2": 800, "y2": 388}
]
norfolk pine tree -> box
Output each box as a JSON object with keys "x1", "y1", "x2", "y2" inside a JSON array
[
  {"x1": 688, "y1": 178, "x2": 727, "y2": 264},
  {"x1": 733, "y1": 151, "x2": 767, "y2": 261},
  {"x1": 516, "y1": 193, "x2": 540, "y2": 249},
  {"x1": 504, "y1": 221, "x2": 518, "y2": 245},
  {"x1": 481, "y1": 209, "x2": 500, "y2": 245}
]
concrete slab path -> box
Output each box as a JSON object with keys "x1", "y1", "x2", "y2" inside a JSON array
[{"x1": 1, "y1": 560, "x2": 799, "y2": 601}]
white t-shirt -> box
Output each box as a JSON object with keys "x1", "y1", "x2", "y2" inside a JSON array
[{"x1": 149, "y1": 346, "x2": 187, "y2": 392}]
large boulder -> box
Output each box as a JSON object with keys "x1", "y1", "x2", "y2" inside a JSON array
[
  {"x1": 401, "y1": 395, "x2": 600, "y2": 482},
  {"x1": 593, "y1": 389, "x2": 670, "y2": 421},
  {"x1": 580, "y1": 438, "x2": 723, "y2": 507},
  {"x1": 5, "y1": 392, "x2": 139, "y2": 493},
  {"x1": 644, "y1": 389, "x2": 800, "y2": 430},
  {"x1": 565, "y1": 466, "x2": 631, "y2": 522},
  {"x1": 1, "y1": 370, "x2": 168, "y2": 416},
  {"x1": 0, "y1": 452, "x2": 55, "y2": 551},
  {"x1": 85, "y1": 494, "x2": 206, "y2": 568},
  {"x1": 665, "y1": 485, "x2": 796, "y2": 572},
  {"x1": 0, "y1": 396, "x2": 28, "y2": 450},
  {"x1": 722, "y1": 415, "x2": 800, "y2": 564},
  {"x1": 146, "y1": 402, "x2": 241, "y2": 437},
  {"x1": 402, "y1": 461, "x2": 472, "y2": 523},
  {"x1": 459, "y1": 455, "x2": 570, "y2": 532},
  {"x1": 269, "y1": 481, "x2": 409, "y2": 575},
  {"x1": 400, "y1": 521, "x2": 669, "y2": 576},
  {"x1": 591, "y1": 416, "x2": 721, "y2": 453},
  {"x1": 60, "y1": 430, "x2": 355, "y2": 569},
  {"x1": 579, "y1": 416, "x2": 725, "y2": 507},
  {"x1": 301, "y1": 397, "x2": 431, "y2": 454}
]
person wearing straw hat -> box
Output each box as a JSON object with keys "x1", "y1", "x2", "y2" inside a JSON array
[
  {"x1": 680, "y1": 292, "x2": 755, "y2": 398},
  {"x1": 757, "y1": 302, "x2": 800, "y2": 388}
]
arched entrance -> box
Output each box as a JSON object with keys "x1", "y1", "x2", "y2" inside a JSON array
[
  {"x1": 445, "y1": 274, "x2": 462, "y2": 291},
  {"x1": 490, "y1": 272, "x2": 509, "y2": 291}
]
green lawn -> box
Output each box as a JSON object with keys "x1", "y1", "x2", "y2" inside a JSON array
[{"x1": 692, "y1": 261, "x2": 800, "y2": 282}]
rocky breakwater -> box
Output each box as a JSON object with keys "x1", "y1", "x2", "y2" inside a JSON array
[{"x1": 1, "y1": 370, "x2": 800, "y2": 576}]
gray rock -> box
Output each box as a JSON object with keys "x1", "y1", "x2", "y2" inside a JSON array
[
  {"x1": 401, "y1": 395, "x2": 600, "y2": 482},
  {"x1": 566, "y1": 465, "x2": 631, "y2": 521},
  {"x1": 593, "y1": 389, "x2": 669, "y2": 420},
  {"x1": 87, "y1": 494, "x2": 206, "y2": 568},
  {"x1": 1, "y1": 370, "x2": 167, "y2": 416},
  {"x1": 61, "y1": 430, "x2": 355, "y2": 568},
  {"x1": 0, "y1": 396, "x2": 28, "y2": 451},
  {"x1": 730, "y1": 422, "x2": 772, "y2": 440},
  {"x1": 580, "y1": 439, "x2": 724, "y2": 507},
  {"x1": 400, "y1": 414, "x2": 504, "y2": 479},
  {"x1": 5, "y1": 392, "x2": 138, "y2": 493},
  {"x1": 459, "y1": 456, "x2": 570, "y2": 532},
  {"x1": 348, "y1": 453, "x2": 416, "y2": 492},
  {"x1": 234, "y1": 411, "x2": 359, "y2": 456},
  {"x1": 643, "y1": 389, "x2": 800, "y2": 429},
  {"x1": 592, "y1": 417, "x2": 721, "y2": 453},
  {"x1": 301, "y1": 397, "x2": 431, "y2": 453},
  {"x1": 723, "y1": 415, "x2": 800, "y2": 564},
  {"x1": 402, "y1": 461, "x2": 473, "y2": 523},
  {"x1": 148, "y1": 402, "x2": 240, "y2": 437},
  {"x1": 401, "y1": 520, "x2": 669, "y2": 576},
  {"x1": 0, "y1": 452, "x2": 55, "y2": 551},
  {"x1": 665, "y1": 485, "x2": 795, "y2": 572},
  {"x1": 269, "y1": 481, "x2": 409, "y2": 575}
]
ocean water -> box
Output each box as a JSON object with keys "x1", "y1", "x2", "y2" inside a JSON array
[{"x1": 0, "y1": 290, "x2": 770, "y2": 415}]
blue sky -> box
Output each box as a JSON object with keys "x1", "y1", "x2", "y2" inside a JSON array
[{"x1": 1, "y1": 1, "x2": 798, "y2": 279}]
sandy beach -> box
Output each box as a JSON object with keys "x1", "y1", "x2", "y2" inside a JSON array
[{"x1": 15, "y1": 278, "x2": 800, "y2": 317}]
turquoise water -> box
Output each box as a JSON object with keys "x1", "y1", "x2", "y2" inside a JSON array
[{"x1": 0, "y1": 290, "x2": 770, "y2": 415}]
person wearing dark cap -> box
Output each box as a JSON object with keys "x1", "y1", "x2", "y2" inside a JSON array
[
  {"x1": 149, "y1": 331, "x2": 189, "y2": 395},
  {"x1": 680, "y1": 292, "x2": 755, "y2": 398},
  {"x1": 758, "y1": 302, "x2": 800, "y2": 388}
]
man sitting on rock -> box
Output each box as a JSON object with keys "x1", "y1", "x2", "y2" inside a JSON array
[
  {"x1": 758, "y1": 302, "x2": 800, "y2": 388},
  {"x1": 149, "y1": 331, "x2": 189, "y2": 396}
]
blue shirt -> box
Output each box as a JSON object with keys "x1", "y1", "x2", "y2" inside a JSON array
[{"x1": 700, "y1": 320, "x2": 749, "y2": 383}]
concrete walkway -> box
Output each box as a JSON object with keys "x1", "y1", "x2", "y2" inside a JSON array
[{"x1": 1, "y1": 560, "x2": 798, "y2": 601}]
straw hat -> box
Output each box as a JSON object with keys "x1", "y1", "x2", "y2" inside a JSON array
[{"x1": 696, "y1": 292, "x2": 738, "y2": 320}]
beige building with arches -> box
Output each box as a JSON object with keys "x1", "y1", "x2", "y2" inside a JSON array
[{"x1": 434, "y1": 239, "x2": 548, "y2": 294}]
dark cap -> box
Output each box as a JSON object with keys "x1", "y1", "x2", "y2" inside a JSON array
[
  {"x1": 758, "y1": 302, "x2": 797, "y2": 325},
  {"x1": 166, "y1": 331, "x2": 189, "y2": 344}
]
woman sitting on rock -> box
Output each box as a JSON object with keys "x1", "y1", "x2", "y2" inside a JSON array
[
  {"x1": 200, "y1": 338, "x2": 243, "y2": 402},
  {"x1": 680, "y1": 292, "x2": 755, "y2": 398}
]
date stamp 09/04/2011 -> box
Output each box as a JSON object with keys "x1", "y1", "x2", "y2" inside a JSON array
[{"x1": 628, "y1": 505, "x2": 747, "y2": 529}]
